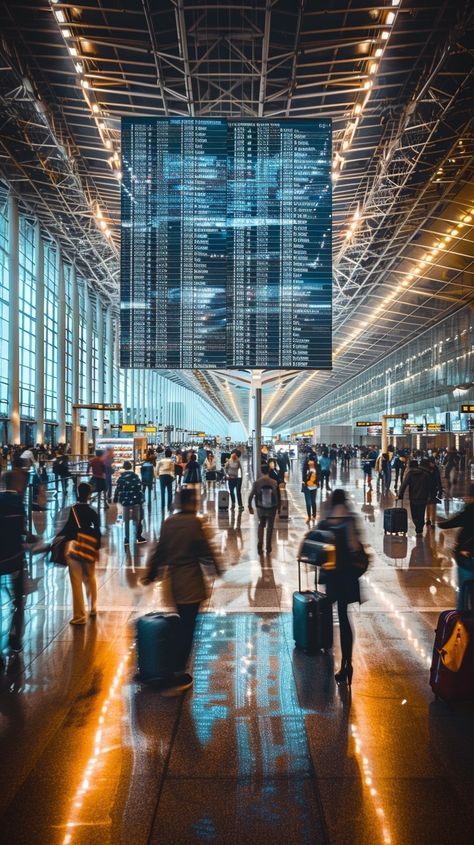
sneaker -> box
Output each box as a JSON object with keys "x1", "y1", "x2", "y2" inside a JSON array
[{"x1": 136, "y1": 536, "x2": 147, "y2": 544}]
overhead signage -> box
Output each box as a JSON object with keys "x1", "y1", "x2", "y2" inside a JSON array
[
  {"x1": 460, "y1": 404, "x2": 474, "y2": 413},
  {"x1": 356, "y1": 422, "x2": 382, "y2": 428},
  {"x1": 121, "y1": 424, "x2": 136, "y2": 433},
  {"x1": 73, "y1": 403, "x2": 122, "y2": 411},
  {"x1": 403, "y1": 424, "x2": 424, "y2": 433},
  {"x1": 426, "y1": 423, "x2": 446, "y2": 432},
  {"x1": 144, "y1": 426, "x2": 157, "y2": 433},
  {"x1": 111, "y1": 424, "x2": 121, "y2": 430}
]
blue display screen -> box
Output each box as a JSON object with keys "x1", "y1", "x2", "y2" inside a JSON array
[{"x1": 121, "y1": 117, "x2": 332, "y2": 369}]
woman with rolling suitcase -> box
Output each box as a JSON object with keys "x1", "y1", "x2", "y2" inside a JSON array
[{"x1": 316, "y1": 489, "x2": 367, "y2": 686}]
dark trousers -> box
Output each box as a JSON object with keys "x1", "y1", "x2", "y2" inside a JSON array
[
  {"x1": 257, "y1": 508, "x2": 276, "y2": 551},
  {"x1": 320, "y1": 470, "x2": 331, "y2": 490},
  {"x1": 175, "y1": 602, "x2": 200, "y2": 670},
  {"x1": 142, "y1": 481, "x2": 153, "y2": 505},
  {"x1": 410, "y1": 502, "x2": 426, "y2": 533},
  {"x1": 228, "y1": 478, "x2": 243, "y2": 507},
  {"x1": 0, "y1": 565, "x2": 25, "y2": 654},
  {"x1": 337, "y1": 599, "x2": 353, "y2": 663},
  {"x1": 303, "y1": 487, "x2": 317, "y2": 517},
  {"x1": 159, "y1": 475, "x2": 173, "y2": 511}
]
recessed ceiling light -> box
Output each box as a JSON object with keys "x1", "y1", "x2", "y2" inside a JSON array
[
  {"x1": 381, "y1": 31, "x2": 390, "y2": 40},
  {"x1": 54, "y1": 9, "x2": 66, "y2": 23},
  {"x1": 61, "y1": 28, "x2": 72, "y2": 38}
]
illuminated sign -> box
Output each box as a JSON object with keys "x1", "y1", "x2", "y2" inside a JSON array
[
  {"x1": 73, "y1": 403, "x2": 122, "y2": 411},
  {"x1": 426, "y1": 423, "x2": 446, "y2": 432},
  {"x1": 121, "y1": 424, "x2": 137, "y2": 433},
  {"x1": 461, "y1": 404, "x2": 474, "y2": 413},
  {"x1": 403, "y1": 424, "x2": 424, "y2": 433},
  {"x1": 356, "y1": 422, "x2": 382, "y2": 428},
  {"x1": 143, "y1": 426, "x2": 157, "y2": 433},
  {"x1": 121, "y1": 117, "x2": 332, "y2": 369}
]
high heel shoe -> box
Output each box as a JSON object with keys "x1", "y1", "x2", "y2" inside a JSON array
[{"x1": 334, "y1": 660, "x2": 353, "y2": 686}]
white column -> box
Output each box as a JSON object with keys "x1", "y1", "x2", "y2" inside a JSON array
[
  {"x1": 71, "y1": 265, "x2": 80, "y2": 455},
  {"x1": 56, "y1": 246, "x2": 66, "y2": 444},
  {"x1": 96, "y1": 299, "x2": 104, "y2": 435},
  {"x1": 35, "y1": 222, "x2": 45, "y2": 445},
  {"x1": 106, "y1": 310, "x2": 114, "y2": 402},
  {"x1": 8, "y1": 192, "x2": 20, "y2": 444},
  {"x1": 84, "y1": 284, "x2": 93, "y2": 441}
]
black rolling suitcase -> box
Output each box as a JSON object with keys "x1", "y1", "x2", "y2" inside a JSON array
[
  {"x1": 293, "y1": 558, "x2": 333, "y2": 652},
  {"x1": 384, "y1": 502, "x2": 407, "y2": 535},
  {"x1": 136, "y1": 611, "x2": 180, "y2": 684}
]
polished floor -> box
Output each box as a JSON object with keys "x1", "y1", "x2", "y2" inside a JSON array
[{"x1": 1, "y1": 459, "x2": 474, "y2": 844}]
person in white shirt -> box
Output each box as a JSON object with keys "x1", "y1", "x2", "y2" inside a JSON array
[{"x1": 157, "y1": 448, "x2": 175, "y2": 512}]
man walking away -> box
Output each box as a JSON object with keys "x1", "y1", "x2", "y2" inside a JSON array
[
  {"x1": 142, "y1": 489, "x2": 223, "y2": 689},
  {"x1": 114, "y1": 461, "x2": 146, "y2": 547},
  {"x1": 140, "y1": 455, "x2": 155, "y2": 507},
  {"x1": 397, "y1": 460, "x2": 432, "y2": 535},
  {"x1": 319, "y1": 450, "x2": 332, "y2": 491},
  {"x1": 88, "y1": 450, "x2": 108, "y2": 510},
  {"x1": 248, "y1": 465, "x2": 280, "y2": 554}
]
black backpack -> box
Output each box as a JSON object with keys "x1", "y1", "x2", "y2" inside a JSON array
[{"x1": 257, "y1": 483, "x2": 277, "y2": 509}]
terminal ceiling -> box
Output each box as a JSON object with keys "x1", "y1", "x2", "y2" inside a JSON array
[{"x1": 0, "y1": 0, "x2": 473, "y2": 432}]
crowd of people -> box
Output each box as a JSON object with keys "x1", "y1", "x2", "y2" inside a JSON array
[{"x1": 1, "y1": 436, "x2": 473, "y2": 691}]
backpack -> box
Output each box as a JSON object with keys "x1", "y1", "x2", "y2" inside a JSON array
[{"x1": 257, "y1": 483, "x2": 277, "y2": 509}]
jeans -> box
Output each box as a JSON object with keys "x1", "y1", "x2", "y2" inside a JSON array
[
  {"x1": 122, "y1": 504, "x2": 143, "y2": 542},
  {"x1": 142, "y1": 481, "x2": 153, "y2": 505},
  {"x1": 66, "y1": 544, "x2": 97, "y2": 623},
  {"x1": 383, "y1": 468, "x2": 391, "y2": 491},
  {"x1": 320, "y1": 470, "x2": 331, "y2": 490},
  {"x1": 256, "y1": 507, "x2": 276, "y2": 551},
  {"x1": 0, "y1": 563, "x2": 25, "y2": 653},
  {"x1": 159, "y1": 475, "x2": 174, "y2": 511},
  {"x1": 175, "y1": 602, "x2": 200, "y2": 670},
  {"x1": 228, "y1": 477, "x2": 243, "y2": 507},
  {"x1": 303, "y1": 487, "x2": 317, "y2": 517},
  {"x1": 410, "y1": 502, "x2": 426, "y2": 533}
]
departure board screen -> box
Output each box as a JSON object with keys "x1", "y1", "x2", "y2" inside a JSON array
[{"x1": 121, "y1": 117, "x2": 332, "y2": 369}]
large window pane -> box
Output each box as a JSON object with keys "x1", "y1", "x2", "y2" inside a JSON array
[
  {"x1": 0, "y1": 190, "x2": 8, "y2": 417},
  {"x1": 19, "y1": 217, "x2": 36, "y2": 418}
]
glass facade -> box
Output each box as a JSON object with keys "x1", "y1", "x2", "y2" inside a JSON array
[
  {"x1": 18, "y1": 217, "x2": 36, "y2": 419},
  {"x1": 0, "y1": 184, "x2": 232, "y2": 444}
]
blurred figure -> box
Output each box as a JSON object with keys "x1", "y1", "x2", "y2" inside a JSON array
[
  {"x1": 443, "y1": 449, "x2": 459, "y2": 489},
  {"x1": 425, "y1": 457, "x2": 443, "y2": 527},
  {"x1": 225, "y1": 451, "x2": 244, "y2": 510},
  {"x1": 317, "y1": 489, "x2": 365, "y2": 686},
  {"x1": 438, "y1": 484, "x2": 474, "y2": 610},
  {"x1": 103, "y1": 447, "x2": 114, "y2": 503},
  {"x1": 203, "y1": 450, "x2": 217, "y2": 490},
  {"x1": 114, "y1": 461, "x2": 146, "y2": 546},
  {"x1": 58, "y1": 482, "x2": 101, "y2": 625},
  {"x1": 142, "y1": 489, "x2": 223, "y2": 687},
  {"x1": 267, "y1": 458, "x2": 281, "y2": 484},
  {"x1": 248, "y1": 464, "x2": 281, "y2": 554},
  {"x1": 174, "y1": 449, "x2": 184, "y2": 487},
  {"x1": 88, "y1": 450, "x2": 108, "y2": 510},
  {"x1": 0, "y1": 470, "x2": 28, "y2": 669},
  {"x1": 319, "y1": 449, "x2": 331, "y2": 491},
  {"x1": 140, "y1": 454, "x2": 155, "y2": 506},
  {"x1": 277, "y1": 449, "x2": 290, "y2": 480},
  {"x1": 397, "y1": 460, "x2": 431, "y2": 535},
  {"x1": 182, "y1": 453, "x2": 202, "y2": 502}
]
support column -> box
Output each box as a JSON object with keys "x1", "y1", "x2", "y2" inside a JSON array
[
  {"x1": 35, "y1": 222, "x2": 45, "y2": 445},
  {"x1": 71, "y1": 266, "x2": 80, "y2": 455},
  {"x1": 57, "y1": 246, "x2": 66, "y2": 444},
  {"x1": 251, "y1": 370, "x2": 263, "y2": 481},
  {"x1": 8, "y1": 192, "x2": 20, "y2": 445},
  {"x1": 84, "y1": 284, "x2": 93, "y2": 443},
  {"x1": 96, "y1": 299, "x2": 104, "y2": 435},
  {"x1": 106, "y1": 310, "x2": 114, "y2": 403}
]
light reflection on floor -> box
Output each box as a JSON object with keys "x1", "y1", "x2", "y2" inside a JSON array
[{"x1": 1, "y1": 461, "x2": 474, "y2": 844}]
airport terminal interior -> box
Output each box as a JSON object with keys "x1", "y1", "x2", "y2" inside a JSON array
[{"x1": 1, "y1": 1, "x2": 474, "y2": 843}]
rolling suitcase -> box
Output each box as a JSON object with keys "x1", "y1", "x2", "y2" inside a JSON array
[
  {"x1": 218, "y1": 488, "x2": 229, "y2": 511},
  {"x1": 136, "y1": 612, "x2": 180, "y2": 684},
  {"x1": 293, "y1": 558, "x2": 333, "y2": 652},
  {"x1": 384, "y1": 503, "x2": 407, "y2": 534},
  {"x1": 429, "y1": 609, "x2": 474, "y2": 702}
]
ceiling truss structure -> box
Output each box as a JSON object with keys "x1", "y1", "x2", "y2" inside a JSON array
[{"x1": 0, "y1": 0, "x2": 473, "y2": 428}]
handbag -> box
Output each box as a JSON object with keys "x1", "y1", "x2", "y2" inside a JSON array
[
  {"x1": 50, "y1": 534, "x2": 68, "y2": 566},
  {"x1": 69, "y1": 507, "x2": 99, "y2": 565},
  {"x1": 350, "y1": 544, "x2": 370, "y2": 577}
]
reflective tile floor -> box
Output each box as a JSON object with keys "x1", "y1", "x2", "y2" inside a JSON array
[{"x1": 1, "y1": 461, "x2": 474, "y2": 844}]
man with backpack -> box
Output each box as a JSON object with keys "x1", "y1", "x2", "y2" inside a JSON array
[{"x1": 248, "y1": 465, "x2": 281, "y2": 554}]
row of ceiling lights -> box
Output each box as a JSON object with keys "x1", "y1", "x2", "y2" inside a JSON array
[
  {"x1": 49, "y1": 1, "x2": 119, "y2": 242},
  {"x1": 334, "y1": 0, "x2": 402, "y2": 247}
]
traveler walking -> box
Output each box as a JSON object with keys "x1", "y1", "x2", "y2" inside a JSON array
[
  {"x1": 140, "y1": 455, "x2": 155, "y2": 506},
  {"x1": 142, "y1": 488, "x2": 223, "y2": 688},
  {"x1": 397, "y1": 460, "x2": 432, "y2": 535},
  {"x1": 443, "y1": 449, "x2": 459, "y2": 489},
  {"x1": 0, "y1": 470, "x2": 28, "y2": 669},
  {"x1": 103, "y1": 447, "x2": 114, "y2": 503},
  {"x1": 88, "y1": 450, "x2": 108, "y2": 510},
  {"x1": 113, "y1": 461, "x2": 146, "y2": 546},
  {"x1": 267, "y1": 458, "x2": 281, "y2": 484},
  {"x1": 174, "y1": 449, "x2": 184, "y2": 487},
  {"x1": 225, "y1": 451, "x2": 244, "y2": 510},
  {"x1": 248, "y1": 465, "x2": 281, "y2": 554},
  {"x1": 58, "y1": 482, "x2": 101, "y2": 625},
  {"x1": 438, "y1": 484, "x2": 474, "y2": 610},
  {"x1": 425, "y1": 457, "x2": 443, "y2": 527},
  {"x1": 302, "y1": 457, "x2": 320, "y2": 523},
  {"x1": 319, "y1": 450, "x2": 332, "y2": 491},
  {"x1": 203, "y1": 450, "x2": 217, "y2": 490},
  {"x1": 317, "y1": 489, "x2": 365, "y2": 686},
  {"x1": 157, "y1": 448, "x2": 175, "y2": 512}
]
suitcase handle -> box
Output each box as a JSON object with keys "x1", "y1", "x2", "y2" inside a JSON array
[{"x1": 297, "y1": 557, "x2": 302, "y2": 593}]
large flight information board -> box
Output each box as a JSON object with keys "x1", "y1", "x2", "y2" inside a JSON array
[{"x1": 121, "y1": 117, "x2": 331, "y2": 369}]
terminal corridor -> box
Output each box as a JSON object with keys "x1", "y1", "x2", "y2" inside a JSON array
[{"x1": 1, "y1": 460, "x2": 473, "y2": 845}]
